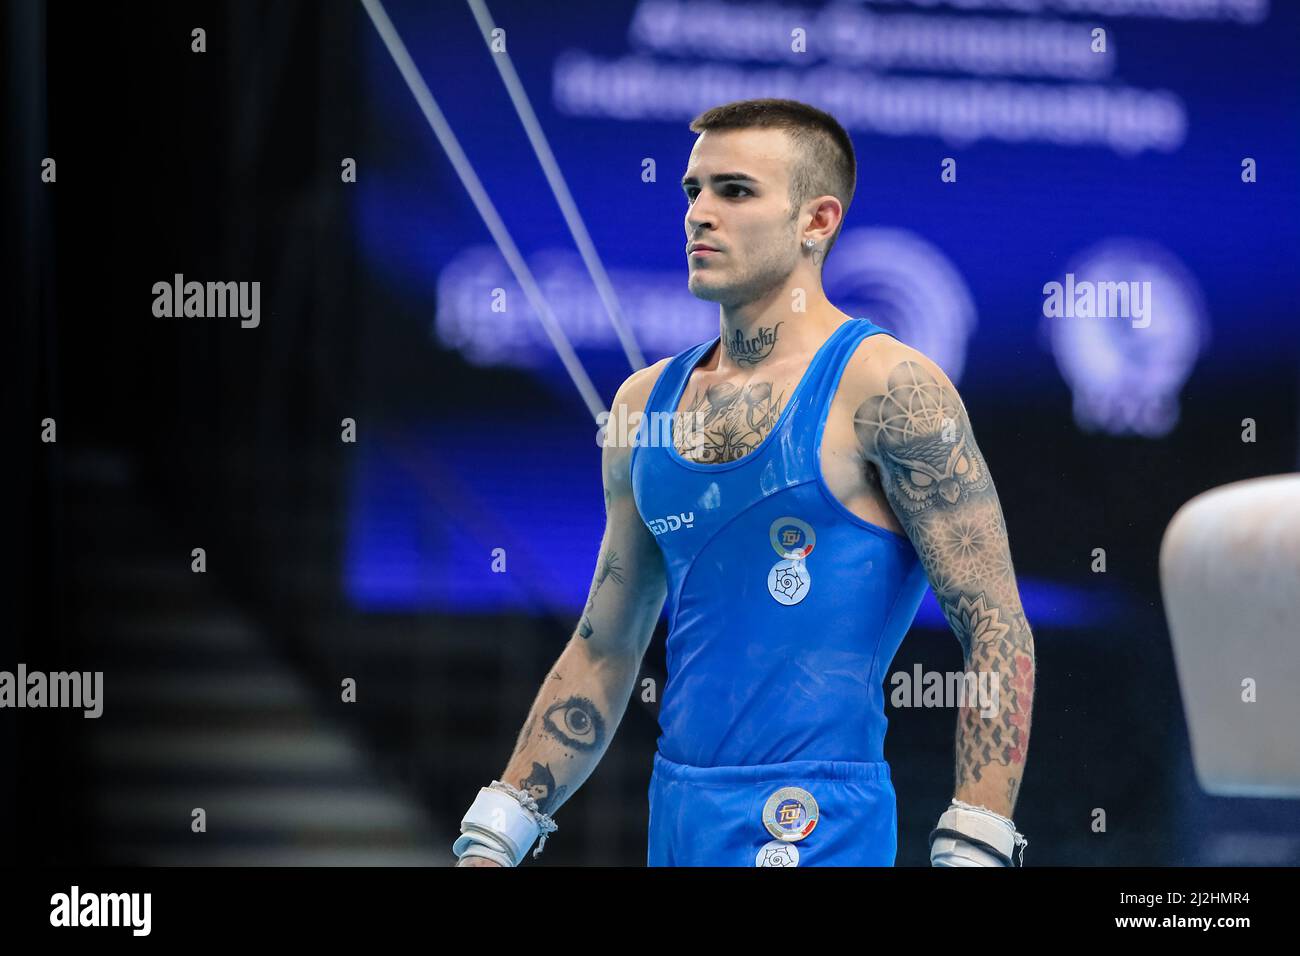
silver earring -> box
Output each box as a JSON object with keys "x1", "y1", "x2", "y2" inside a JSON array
[{"x1": 803, "y1": 239, "x2": 815, "y2": 250}]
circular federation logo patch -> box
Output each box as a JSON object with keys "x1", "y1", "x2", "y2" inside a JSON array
[
  {"x1": 768, "y1": 558, "x2": 810, "y2": 605},
  {"x1": 762, "y1": 787, "x2": 820, "y2": 842},
  {"x1": 769, "y1": 516, "x2": 816, "y2": 559},
  {"x1": 755, "y1": 840, "x2": 801, "y2": 867}
]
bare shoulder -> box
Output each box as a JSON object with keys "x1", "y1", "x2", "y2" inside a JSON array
[
  {"x1": 840, "y1": 334, "x2": 972, "y2": 468},
  {"x1": 842, "y1": 333, "x2": 958, "y2": 400},
  {"x1": 612, "y1": 356, "x2": 673, "y2": 415},
  {"x1": 607, "y1": 357, "x2": 673, "y2": 444},
  {"x1": 603, "y1": 357, "x2": 673, "y2": 490}
]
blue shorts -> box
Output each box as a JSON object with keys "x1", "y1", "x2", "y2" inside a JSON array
[{"x1": 647, "y1": 751, "x2": 898, "y2": 867}]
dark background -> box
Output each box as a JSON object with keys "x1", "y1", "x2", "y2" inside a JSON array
[{"x1": 6, "y1": 0, "x2": 1298, "y2": 866}]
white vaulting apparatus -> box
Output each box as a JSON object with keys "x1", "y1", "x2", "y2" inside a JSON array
[{"x1": 1159, "y1": 474, "x2": 1300, "y2": 797}]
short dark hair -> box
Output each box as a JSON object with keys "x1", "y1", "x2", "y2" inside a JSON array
[{"x1": 689, "y1": 98, "x2": 856, "y2": 259}]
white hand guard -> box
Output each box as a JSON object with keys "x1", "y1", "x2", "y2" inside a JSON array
[
  {"x1": 929, "y1": 799, "x2": 1028, "y2": 867},
  {"x1": 452, "y1": 781, "x2": 558, "y2": 866}
]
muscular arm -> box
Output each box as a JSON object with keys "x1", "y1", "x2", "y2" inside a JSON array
[
  {"x1": 496, "y1": 369, "x2": 668, "y2": 819},
  {"x1": 853, "y1": 352, "x2": 1036, "y2": 817}
]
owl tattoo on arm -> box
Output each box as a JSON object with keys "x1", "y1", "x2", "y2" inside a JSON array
[
  {"x1": 854, "y1": 358, "x2": 1035, "y2": 806},
  {"x1": 853, "y1": 361, "x2": 990, "y2": 514}
]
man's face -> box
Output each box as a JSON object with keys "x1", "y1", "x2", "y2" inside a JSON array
[{"x1": 682, "y1": 128, "x2": 801, "y2": 307}]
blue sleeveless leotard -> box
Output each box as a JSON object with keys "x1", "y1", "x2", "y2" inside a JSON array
[{"x1": 631, "y1": 318, "x2": 930, "y2": 866}]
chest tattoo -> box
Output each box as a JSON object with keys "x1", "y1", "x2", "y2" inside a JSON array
[{"x1": 675, "y1": 380, "x2": 788, "y2": 464}]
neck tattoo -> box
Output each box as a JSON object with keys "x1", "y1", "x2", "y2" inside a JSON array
[{"x1": 725, "y1": 321, "x2": 784, "y2": 367}]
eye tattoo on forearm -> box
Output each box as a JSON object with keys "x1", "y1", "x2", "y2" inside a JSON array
[{"x1": 542, "y1": 696, "x2": 607, "y2": 754}]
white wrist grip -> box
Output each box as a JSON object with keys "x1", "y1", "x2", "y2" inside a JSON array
[
  {"x1": 453, "y1": 786, "x2": 543, "y2": 866},
  {"x1": 929, "y1": 800, "x2": 1028, "y2": 867}
]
